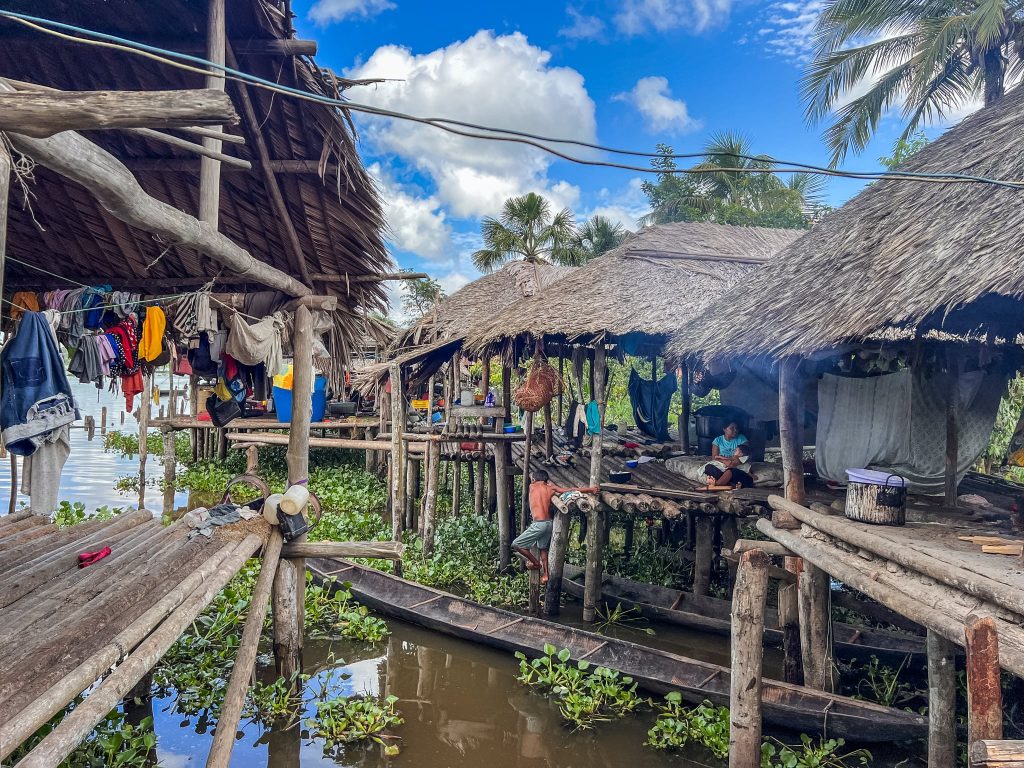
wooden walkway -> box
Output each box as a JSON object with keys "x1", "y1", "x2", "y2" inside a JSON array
[{"x1": 0, "y1": 510, "x2": 265, "y2": 764}]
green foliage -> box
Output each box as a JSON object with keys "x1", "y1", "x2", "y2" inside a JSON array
[
  {"x1": 307, "y1": 693, "x2": 403, "y2": 753},
  {"x1": 472, "y1": 192, "x2": 583, "y2": 272},
  {"x1": 306, "y1": 575, "x2": 390, "y2": 642},
  {"x1": 852, "y1": 655, "x2": 918, "y2": 709},
  {"x1": 761, "y1": 735, "x2": 871, "y2": 768},
  {"x1": 53, "y1": 501, "x2": 125, "y2": 529},
  {"x1": 594, "y1": 602, "x2": 655, "y2": 636},
  {"x1": 986, "y1": 375, "x2": 1024, "y2": 473},
  {"x1": 574, "y1": 214, "x2": 627, "y2": 257},
  {"x1": 515, "y1": 645, "x2": 642, "y2": 730},
  {"x1": 8, "y1": 709, "x2": 157, "y2": 767},
  {"x1": 104, "y1": 430, "x2": 190, "y2": 464},
  {"x1": 878, "y1": 132, "x2": 930, "y2": 170},
  {"x1": 244, "y1": 674, "x2": 308, "y2": 726},
  {"x1": 402, "y1": 271, "x2": 445, "y2": 319}
]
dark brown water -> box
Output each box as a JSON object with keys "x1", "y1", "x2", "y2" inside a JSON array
[{"x1": 149, "y1": 619, "x2": 725, "y2": 767}]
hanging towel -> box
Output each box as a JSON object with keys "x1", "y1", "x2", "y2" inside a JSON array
[
  {"x1": 0, "y1": 312, "x2": 80, "y2": 456},
  {"x1": 20, "y1": 424, "x2": 71, "y2": 515},
  {"x1": 225, "y1": 312, "x2": 285, "y2": 376},
  {"x1": 9, "y1": 292, "x2": 40, "y2": 320},
  {"x1": 585, "y1": 400, "x2": 601, "y2": 435},
  {"x1": 138, "y1": 306, "x2": 166, "y2": 362}
]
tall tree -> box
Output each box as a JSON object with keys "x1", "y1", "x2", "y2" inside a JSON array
[
  {"x1": 803, "y1": 0, "x2": 1024, "y2": 166},
  {"x1": 401, "y1": 272, "x2": 445, "y2": 319},
  {"x1": 471, "y1": 192, "x2": 580, "y2": 272},
  {"x1": 574, "y1": 214, "x2": 628, "y2": 258}
]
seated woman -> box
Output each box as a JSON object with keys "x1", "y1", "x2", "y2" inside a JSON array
[{"x1": 702, "y1": 421, "x2": 755, "y2": 489}]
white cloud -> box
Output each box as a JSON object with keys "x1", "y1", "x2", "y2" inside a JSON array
[
  {"x1": 753, "y1": 1, "x2": 825, "y2": 62},
  {"x1": 368, "y1": 164, "x2": 453, "y2": 263},
  {"x1": 560, "y1": 7, "x2": 605, "y2": 40},
  {"x1": 583, "y1": 178, "x2": 648, "y2": 231},
  {"x1": 309, "y1": 0, "x2": 395, "y2": 25},
  {"x1": 438, "y1": 270, "x2": 472, "y2": 295},
  {"x1": 345, "y1": 30, "x2": 597, "y2": 219},
  {"x1": 613, "y1": 0, "x2": 732, "y2": 36},
  {"x1": 614, "y1": 76, "x2": 700, "y2": 133}
]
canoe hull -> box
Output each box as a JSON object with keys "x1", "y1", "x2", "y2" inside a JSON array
[{"x1": 309, "y1": 558, "x2": 926, "y2": 742}]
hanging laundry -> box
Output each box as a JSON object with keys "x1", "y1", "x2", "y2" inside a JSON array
[
  {"x1": 225, "y1": 312, "x2": 286, "y2": 376},
  {"x1": 96, "y1": 335, "x2": 116, "y2": 376},
  {"x1": 0, "y1": 312, "x2": 80, "y2": 456},
  {"x1": 138, "y1": 305, "x2": 166, "y2": 362},
  {"x1": 122, "y1": 370, "x2": 144, "y2": 412},
  {"x1": 627, "y1": 368, "x2": 677, "y2": 442},
  {"x1": 68, "y1": 336, "x2": 104, "y2": 385},
  {"x1": 585, "y1": 400, "x2": 602, "y2": 436},
  {"x1": 109, "y1": 291, "x2": 140, "y2": 319},
  {"x1": 208, "y1": 329, "x2": 228, "y2": 362},
  {"x1": 9, "y1": 291, "x2": 40, "y2": 320},
  {"x1": 20, "y1": 424, "x2": 71, "y2": 515}
]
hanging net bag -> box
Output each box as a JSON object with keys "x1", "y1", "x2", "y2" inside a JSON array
[{"x1": 514, "y1": 355, "x2": 561, "y2": 413}]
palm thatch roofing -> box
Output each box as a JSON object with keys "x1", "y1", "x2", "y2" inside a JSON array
[
  {"x1": 669, "y1": 83, "x2": 1024, "y2": 362},
  {"x1": 394, "y1": 259, "x2": 574, "y2": 350},
  {"x1": 0, "y1": 0, "x2": 391, "y2": 356},
  {"x1": 468, "y1": 222, "x2": 802, "y2": 358}
]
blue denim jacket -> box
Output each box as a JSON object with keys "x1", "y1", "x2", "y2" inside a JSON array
[{"x1": 1, "y1": 312, "x2": 80, "y2": 456}]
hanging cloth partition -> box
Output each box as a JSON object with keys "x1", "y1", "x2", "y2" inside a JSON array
[{"x1": 627, "y1": 368, "x2": 677, "y2": 441}]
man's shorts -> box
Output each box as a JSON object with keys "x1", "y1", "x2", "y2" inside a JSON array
[{"x1": 512, "y1": 519, "x2": 553, "y2": 551}]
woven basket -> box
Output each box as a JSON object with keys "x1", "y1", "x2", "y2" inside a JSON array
[{"x1": 514, "y1": 359, "x2": 561, "y2": 413}]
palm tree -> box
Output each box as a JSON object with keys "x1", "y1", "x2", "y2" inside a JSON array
[
  {"x1": 804, "y1": 0, "x2": 1024, "y2": 166},
  {"x1": 471, "y1": 193, "x2": 580, "y2": 273},
  {"x1": 574, "y1": 215, "x2": 628, "y2": 259}
]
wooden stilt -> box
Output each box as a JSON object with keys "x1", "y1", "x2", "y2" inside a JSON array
[
  {"x1": 729, "y1": 549, "x2": 770, "y2": 768},
  {"x1": 543, "y1": 403, "x2": 553, "y2": 458},
  {"x1": 389, "y1": 362, "x2": 406, "y2": 577},
  {"x1": 966, "y1": 615, "x2": 1003, "y2": 745},
  {"x1": 162, "y1": 429, "x2": 176, "y2": 514},
  {"x1": 778, "y1": 357, "x2": 805, "y2": 525},
  {"x1": 693, "y1": 515, "x2": 714, "y2": 596},
  {"x1": 137, "y1": 374, "x2": 152, "y2": 509},
  {"x1": 946, "y1": 353, "x2": 960, "y2": 508},
  {"x1": 476, "y1": 357, "x2": 490, "y2": 517},
  {"x1": 273, "y1": 305, "x2": 312, "y2": 682},
  {"x1": 557, "y1": 355, "x2": 564, "y2": 424},
  {"x1": 798, "y1": 562, "x2": 835, "y2": 692},
  {"x1": 100, "y1": 406, "x2": 107, "y2": 434},
  {"x1": 451, "y1": 457, "x2": 462, "y2": 518},
  {"x1": 927, "y1": 629, "x2": 957, "y2": 768},
  {"x1": 487, "y1": 454, "x2": 497, "y2": 515},
  {"x1": 520, "y1": 410, "x2": 534, "y2": 533},
  {"x1": 495, "y1": 445, "x2": 511, "y2": 571},
  {"x1": 544, "y1": 505, "x2": 570, "y2": 615},
  {"x1": 8, "y1": 455, "x2": 17, "y2": 516},
  {"x1": 679, "y1": 359, "x2": 691, "y2": 454},
  {"x1": 405, "y1": 452, "x2": 419, "y2": 532},
  {"x1": 199, "y1": 0, "x2": 226, "y2": 227},
  {"x1": 781, "y1": 555, "x2": 804, "y2": 685},
  {"x1": 583, "y1": 344, "x2": 607, "y2": 623},
  {"x1": 422, "y1": 442, "x2": 441, "y2": 556},
  {"x1": 528, "y1": 566, "x2": 541, "y2": 616}
]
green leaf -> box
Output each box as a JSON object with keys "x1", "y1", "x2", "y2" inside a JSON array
[
  {"x1": 557, "y1": 648, "x2": 571, "y2": 663},
  {"x1": 543, "y1": 643, "x2": 556, "y2": 656}
]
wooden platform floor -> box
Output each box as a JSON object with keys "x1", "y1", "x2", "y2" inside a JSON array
[{"x1": 0, "y1": 510, "x2": 263, "y2": 760}]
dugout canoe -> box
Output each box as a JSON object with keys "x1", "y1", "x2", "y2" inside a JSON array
[
  {"x1": 560, "y1": 564, "x2": 925, "y2": 665},
  {"x1": 308, "y1": 558, "x2": 926, "y2": 742}
]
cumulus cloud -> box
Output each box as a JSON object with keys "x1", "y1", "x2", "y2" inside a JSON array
[
  {"x1": 614, "y1": 0, "x2": 732, "y2": 36},
  {"x1": 309, "y1": 0, "x2": 395, "y2": 25},
  {"x1": 753, "y1": 1, "x2": 825, "y2": 62},
  {"x1": 369, "y1": 164, "x2": 453, "y2": 264},
  {"x1": 614, "y1": 76, "x2": 700, "y2": 133},
  {"x1": 345, "y1": 31, "x2": 596, "y2": 219},
  {"x1": 560, "y1": 7, "x2": 606, "y2": 40},
  {"x1": 582, "y1": 178, "x2": 649, "y2": 231}
]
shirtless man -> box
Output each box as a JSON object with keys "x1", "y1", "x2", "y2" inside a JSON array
[{"x1": 512, "y1": 469, "x2": 597, "y2": 584}]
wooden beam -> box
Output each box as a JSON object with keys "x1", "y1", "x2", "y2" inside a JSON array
[
  {"x1": 281, "y1": 541, "x2": 404, "y2": 560},
  {"x1": 0, "y1": 90, "x2": 237, "y2": 137},
  {"x1": 199, "y1": 0, "x2": 227, "y2": 227},
  {"x1": 778, "y1": 357, "x2": 805, "y2": 522},
  {"x1": 971, "y1": 741, "x2": 1024, "y2": 767},
  {"x1": 2, "y1": 36, "x2": 317, "y2": 57},
  {"x1": 583, "y1": 343, "x2": 607, "y2": 623},
  {"x1": 729, "y1": 549, "x2": 770, "y2": 768},
  {"x1": 226, "y1": 45, "x2": 313, "y2": 286},
  {"x1": 3, "y1": 118, "x2": 311, "y2": 296}
]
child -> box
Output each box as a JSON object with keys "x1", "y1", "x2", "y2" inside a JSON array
[
  {"x1": 512, "y1": 469, "x2": 597, "y2": 584},
  {"x1": 703, "y1": 442, "x2": 755, "y2": 489}
]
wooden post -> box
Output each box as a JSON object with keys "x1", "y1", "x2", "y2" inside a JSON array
[
  {"x1": 729, "y1": 549, "x2": 770, "y2": 768},
  {"x1": 543, "y1": 403, "x2": 553, "y2": 459},
  {"x1": 487, "y1": 453, "x2": 497, "y2": 515},
  {"x1": 798, "y1": 562, "x2": 835, "y2": 692},
  {"x1": 528, "y1": 567, "x2": 541, "y2": 616},
  {"x1": 544, "y1": 507, "x2": 570, "y2": 615},
  {"x1": 162, "y1": 429, "x2": 176, "y2": 515},
  {"x1": 557, "y1": 355, "x2": 564, "y2": 424},
  {"x1": 693, "y1": 515, "x2": 714, "y2": 596},
  {"x1": 777, "y1": 358, "x2": 805, "y2": 524},
  {"x1": 966, "y1": 615, "x2": 1003, "y2": 745},
  {"x1": 778, "y1": 581, "x2": 803, "y2": 685},
  {"x1": 495, "y1": 444, "x2": 511, "y2": 572},
  {"x1": 928, "y1": 630, "x2": 957, "y2": 768},
  {"x1": 199, "y1": 0, "x2": 226, "y2": 226},
  {"x1": 422, "y1": 442, "x2": 441, "y2": 556},
  {"x1": 389, "y1": 362, "x2": 406, "y2": 576},
  {"x1": 137, "y1": 374, "x2": 152, "y2": 509},
  {"x1": 274, "y1": 305, "x2": 312, "y2": 682},
  {"x1": 475, "y1": 356, "x2": 490, "y2": 517},
  {"x1": 946, "y1": 354, "x2": 960, "y2": 507},
  {"x1": 679, "y1": 359, "x2": 691, "y2": 454},
  {"x1": 405, "y1": 451, "x2": 419, "y2": 532},
  {"x1": 100, "y1": 406, "x2": 107, "y2": 434},
  {"x1": 520, "y1": 410, "x2": 534, "y2": 533},
  {"x1": 583, "y1": 344, "x2": 607, "y2": 623},
  {"x1": 451, "y1": 457, "x2": 462, "y2": 518},
  {"x1": 189, "y1": 376, "x2": 198, "y2": 462}
]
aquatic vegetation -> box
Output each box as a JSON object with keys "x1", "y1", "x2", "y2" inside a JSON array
[
  {"x1": 52, "y1": 501, "x2": 126, "y2": 528},
  {"x1": 244, "y1": 673, "x2": 309, "y2": 726},
  {"x1": 307, "y1": 694, "x2": 403, "y2": 753},
  {"x1": 851, "y1": 655, "x2": 919, "y2": 708},
  {"x1": 761, "y1": 736, "x2": 871, "y2": 768},
  {"x1": 8, "y1": 709, "x2": 157, "y2": 767},
  {"x1": 594, "y1": 602, "x2": 655, "y2": 636},
  {"x1": 515, "y1": 645, "x2": 642, "y2": 730},
  {"x1": 306, "y1": 575, "x2": 390, "y2": 642}
]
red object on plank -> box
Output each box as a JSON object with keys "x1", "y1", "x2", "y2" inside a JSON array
[{"x1": 78, "y1": 546, "x2": 112, "y2": 568}]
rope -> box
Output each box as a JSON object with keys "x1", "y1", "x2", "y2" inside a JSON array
[{"x1": 2, "y1": 10, "x2": 1023, "y2": 189}]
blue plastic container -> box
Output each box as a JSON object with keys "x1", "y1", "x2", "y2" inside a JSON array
[{"x1": 274, "y1": 376, "x2": 327, "y2": 423}]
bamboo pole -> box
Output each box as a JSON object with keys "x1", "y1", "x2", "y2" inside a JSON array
[
  {"x1": 389, "y1": 362, "x2": 406, "y2": 577},
  {"x1": 137, "y1": 374, "x2": 152, "y2": 509},
  {"x1": 11, "y1": 534, "x2": 263, "y2": 768},
  {"x1": 422, "y1": 441, "x2": 441, "y2": 556},
  {"x1": 729, "y1": 549, "x2": 770, "y2": 768},
  {"x1": 583, "y1": 344, "x2": 607, "y2": 623},
  {"x1": 966, "y1": 616, "x2": 1003, "y2": 745},
  {"x1": 206, "y1": 531, "x2": 283, "y2": 768},
  {"x1": 928, "y1": 630, "x2": 957, "y2": 768}
]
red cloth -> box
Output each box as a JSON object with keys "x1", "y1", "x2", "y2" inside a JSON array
[
  {"x1": 78, "y1": 546, "x2": 111, "y2": 568},
  {"x1": 122, "y1": 370, "x2": 144, "y2": 411}
]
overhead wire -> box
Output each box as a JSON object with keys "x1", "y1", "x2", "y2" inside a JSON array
[{"x1": 3, "y1": 9, "x2": 1023, "y2": 190}]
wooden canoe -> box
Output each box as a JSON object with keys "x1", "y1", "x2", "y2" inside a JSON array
[
  {"x1": 560, "y1": 564, "x2": 924, "y2": 664},
  {"x1": 308, "y1": 558, "x2": 926, "y2": 742}
]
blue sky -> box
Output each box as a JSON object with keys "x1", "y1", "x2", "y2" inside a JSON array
[{"x1": 289, "y1": 0, "x2": 965, "y2": 317}]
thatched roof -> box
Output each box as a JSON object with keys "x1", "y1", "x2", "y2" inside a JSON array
[
  {"x1": 395, "y1": 260, "x2": 574, "y2": 350},
  {"x1": 0, "y1": 0, "x2": 391, "y2": 354},
  {"x1": 669, "y1": 83, "x2": 1024, "y2": 361},
  {"x1": 468, "y1": 222, "x2": 801, "y2": 357}
]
